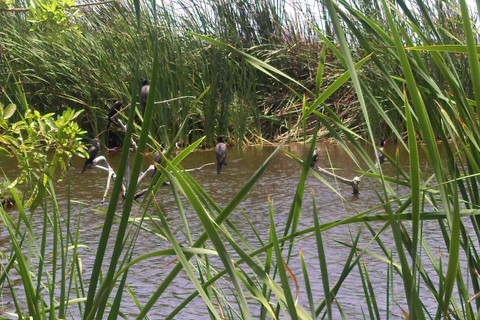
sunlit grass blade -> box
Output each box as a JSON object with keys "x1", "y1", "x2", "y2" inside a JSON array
[
  {"x1": 315, "y1": 45, "x2": 326, "y2": 97},
  {"x1": 404, "y1": 85, "x2": 421, "y2": 315},
  {"x1": 315, "y1": 227, "x2": 362, "y2": 317},
  {"x1": 311, "y1": 191, "x2": 332, "y2": 320},
  {"x1": 85, "y1": 2, "x2": 155, "y2": 316},
  {"x1": 236, "y1": 269, "x2": 277, "y2": 319},
  {"x1": 185, "y1": 31, "x2": 311, "y2": 95},
  {"x1": 299, "y1": 248, "x2": 315, "y2": 319},
  {"x1": 151, "y1": 188, "x2": 223, "y2": 319},
  {"x1": 359, "y1": 258, "x2": 380, "y2": 320},
  {"x1": 379, "y1": 0, "x2": 457, "y2": 317},
  {"x1": 282, "y1": 129, "x2": 318, "y2": 254},
  {"x1": 0, "y1": 195, "x2": 40, "y2": 318},
  {"x1": 135, "y1": 140, "x2": 286, "y2": 319},
  {"x1": 268, "y1": 197, "x2": 298, "y2": 320}
]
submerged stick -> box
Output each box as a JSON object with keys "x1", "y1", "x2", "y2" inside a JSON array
[
  {"x1": 314, "y1": 166, "x2": 361, "y2": 195},
  {"x1": 92, "y1": 156, "x2": 127, "y2": 204},
  {"x1": 133, "y1": 158, "x2": 244, "y2": 200},
  {"x1": 285, "y1": 153, "x2": 361, "y2": 194},
  {"x1": 183, "y1": 158, "x2": 243, "y2": 172}
]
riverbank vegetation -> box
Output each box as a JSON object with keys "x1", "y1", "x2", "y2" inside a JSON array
[
  {"x1": 2, "y1": 0, "x2": 480, "y2": 319},
  {"x1": 3, "y1": 0, "x2": 468, "y2": 147}
]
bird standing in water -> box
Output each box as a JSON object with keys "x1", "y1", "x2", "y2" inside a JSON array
[
  {"x1": 140, "y1": 80, "x2": 150, "y2": 114},
  {"x1": 81, "y1": 138, "x2": 100, "y2": 173},
  {"x1": 215, "y1": 135, "x2": 227, "y2": 174},
  {"x1": 311, "y1": 147, "x2": 320, "y2": 167},
  {"x1": 107, "y1": 100, "x2": 123, "y2": 130},
  {"x1": 377, "y1": 139, "x2": 386, "y2": 164},
  {"x1": 151, "y1": 149, "x2": 166, "y2": 177}
]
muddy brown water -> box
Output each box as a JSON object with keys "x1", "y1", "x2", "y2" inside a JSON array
[{"x1": 0, "y1": 142, "x2": 471, "y2": 319}]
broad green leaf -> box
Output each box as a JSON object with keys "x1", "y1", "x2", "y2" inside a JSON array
[{"x1": 3, "y1": 104, "x2": 16, "y2": 119}]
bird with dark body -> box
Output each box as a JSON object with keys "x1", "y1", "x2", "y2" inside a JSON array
[
  {"x1": 377, "y1": 139, "x2": 386, "y2": 164},
  {"x1": 140, "y1": 80, "x2": 150, "y2": 114},
  {"x1": 215, "y1": 135, "x2": 227, "y2": 174},
  {"x1": 81, "y1": 138, "x2": 100, "y2": 173},
  {"x1": 151, "y1": 150, "x2": 165, "y2": 177},
  {"x1": 311, "y1": 147, "x2": 320, "y2": 167},
  {"x1": 107, "y1": 100, "x2": 123, "y2": 130}
]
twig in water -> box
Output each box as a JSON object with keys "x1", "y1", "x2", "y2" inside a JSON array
[
  {"x1": 92, "y1": 156, "x2": 126, "y2": 204},
  {"x1": 286, "y1": 153, "x2": 362, "y2": 194},
  {"x1": 314, "y1": 166, "x2": 361, "y2": 195},
  {"x1": 183, "y1": 158, "x2": 243, "y2": 172}
]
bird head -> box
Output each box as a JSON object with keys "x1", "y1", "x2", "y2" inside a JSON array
[{"x1": 379, "y1": 139, "x2": 386, "y2": 148}]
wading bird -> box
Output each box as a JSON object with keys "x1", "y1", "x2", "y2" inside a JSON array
[
  {"x1": 311, "y1": 147, "x2": 320, "y2": 167},
  {"x1": 377, "y1": 139, "x2": 386, "y2": 164},
  {"x1": 81, "y1": 138, "x2": 100, "y2": 173},
  {"x1": 151, "y1": 150, "x2": 166, "y2": 177},
  {"x1": 140, "y1": 79, "x2": 150, "y2": 114},
  {"x1": 107, "y1": 100, "x2": 123, "y2": 130},
  {"x1": 215, "y1": 135, "x2": 227, "y2": 174}
]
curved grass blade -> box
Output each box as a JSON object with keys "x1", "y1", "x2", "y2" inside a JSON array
[
  {"x1": 184, "y1": 31, "x2": 311, "y2": 95},
  {"x1": 268, "y1": 197, "x2": 298, "y2": 320},
  {"x1": 135, "y1": 141, "x2": 285, "y2": 319},
  {"x1": 311, "y1": 191, "x2": 332, "y2": 320},
  {"x1": 379, "y1": 0, "x2": 457, "y2": 316},
  {"x1": 152, "y1": 191, "x2": 223, "y2": 319},
  {"x1": 157, "y1": 165, "x2": 253, "y2": 319}
]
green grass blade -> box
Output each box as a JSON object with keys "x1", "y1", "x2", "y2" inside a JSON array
[
  {"x1": 311, "y1": 191, "x2": 332, "y2": 320},
  {"x1": 152, "y1": 190, "x2": 223, "y2": 319},
  {"x1": 268, "y1": 198, "x2": 298, "y2": 320}
]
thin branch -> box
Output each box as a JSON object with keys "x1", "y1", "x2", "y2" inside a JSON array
[
  {"x1": 286, "y1": 153, "x2": 362, "y2": 194},
  {"x1": 314, "y1": 166, "x2": 361, "y2": 195},
  {"x1": 111, "y1": 96, "x2": 195, "y2": 120},
  {"x1": 92, "y1": 152, "x2": 243, "y2": 202},
  {"x1": 184, "y1": 162, "x2": 215, "y2": 172},
  {"x1": 152, "y1": 96, "x2": 196, "y2": 105},
  {"x1": 314, "y1": 166, "x2": 355, "y2": 185},
  {"x1": 183, "y1": 158, "x2": 243, "y2": 172},
  {"x1": 91, "y1": 156, "x2": 126, "y2": 204},
  {"x1": 116, "y1": 119, "x2": 137, "y2": 151},
  {"x1": 138, "y1": 165, "x2": 155, "y2": 184},
  {"x1": 73, "y1": 0, "x2": 116, "y2": 8},
  {"x1": 0, "y1": 0, "x2": 116, "y2": 12}
]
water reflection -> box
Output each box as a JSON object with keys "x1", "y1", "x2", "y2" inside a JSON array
[{"x1": 0, "y1": 142, "x2": 470, "y2": 319}]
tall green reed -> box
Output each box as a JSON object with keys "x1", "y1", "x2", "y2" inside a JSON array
[
  {"x1": 5, "y1": 0, "x2": 480, "y2": 319},
  {"x1": 1, "y1": 0, "x2": 378, "y2": 146}
]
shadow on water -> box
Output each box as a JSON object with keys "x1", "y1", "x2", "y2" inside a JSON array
[{"x1": 0, "y1": 142, "x2": 467, "y2": 319}]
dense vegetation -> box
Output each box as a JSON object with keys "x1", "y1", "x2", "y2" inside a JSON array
[
  {"x1": 3, "y1": 0, "x2": 466, "y2": 147},
  {"x1": 3, "y1": 0, "x2": 480, "y2": 319}
]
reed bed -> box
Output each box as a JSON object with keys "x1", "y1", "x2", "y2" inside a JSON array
[
  {"x1": 2, "y1": 0, "x2": 480, "y2": 319},
  {"x1": 1, "y1": 0, "x2": 384, "y2": 147}
]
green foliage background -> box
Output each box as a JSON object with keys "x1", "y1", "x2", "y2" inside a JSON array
[{"x1": 0, "y1": 0, "x2": 443, "y2": 147}]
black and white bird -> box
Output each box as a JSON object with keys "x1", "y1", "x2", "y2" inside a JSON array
[
  {"x1": 81, "y1": 138, "x2": 100, "y2": 174},
  {"x1": 215, "y1": 135, "x2": 227, "y2": 174},
  {"x1": 377, "y1": 139, "x2": 386, "y2": 164},
  {"x1": 311, "y1": 147, "x2": 320, "y2": 167},
  {"x1": 107, "y1": 100, "x2": 123, "y2": 130},
  {"x1": 140, "y1": 79, "x2": 150, "y2": 114}
]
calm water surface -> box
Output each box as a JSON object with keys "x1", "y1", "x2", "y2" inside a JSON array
[{"x1": 0, "y1": 142, "x2": 473, "y2": 319}]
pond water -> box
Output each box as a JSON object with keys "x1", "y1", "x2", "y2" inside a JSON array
[{"x1": 0, "y1": 142, "x2": 474, "y2": 319}]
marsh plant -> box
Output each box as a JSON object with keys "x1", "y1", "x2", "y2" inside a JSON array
[{"x1": 2, "y1": 0, "x2": 480, "y2": 319}]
